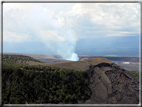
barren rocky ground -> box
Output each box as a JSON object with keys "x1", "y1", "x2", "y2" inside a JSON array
[{"x1": 85, "y1": 62, "x2": 139, "y2": 104}]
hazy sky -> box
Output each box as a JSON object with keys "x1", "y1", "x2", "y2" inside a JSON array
[{"x1": 3, "y1": 3, "x2": 140, "y2": 59}]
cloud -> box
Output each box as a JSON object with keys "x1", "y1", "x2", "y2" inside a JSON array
[
  {"x1": 39, "y1": 30, "x2": 65, "y2": 42},
  {"x1": 3, "y1": 30, "x2": 30, "y2": 42},
  {"x1": 3, "y1": 3, "x2": 140, "y2": 41},
  {"x1": 3, "y1": 3, "x2": 140, "y2": 59},
  {"x1": 3, "y1": 3, "x2": 36, "y2": 11}
]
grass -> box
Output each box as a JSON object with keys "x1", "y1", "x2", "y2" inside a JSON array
[
  {"x1": 104, "y1": 55, "x2": 120, "y2": 57},
  {"x1": 128, "y1": 70, "x2": 139, "y2": 80}
]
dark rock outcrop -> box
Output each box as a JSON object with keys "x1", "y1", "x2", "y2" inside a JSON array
[{"x1": 84, "y1": 62, "x2": 139, "y2": 104}]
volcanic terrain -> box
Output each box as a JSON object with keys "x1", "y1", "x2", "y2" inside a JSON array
[
  {"x1": 26, "y1": 57, "x2": 140, "y2": 104},
  {"x1": 2, "y1": 54, "x2": 140, "y2": 104}
]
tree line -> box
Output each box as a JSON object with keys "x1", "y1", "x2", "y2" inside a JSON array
[
  {"x1": 3, "y1": 54, "x2": 43, "y2": 64},
  {"x1": 2, "y1": 60, "x2": 91, "y2": 104}
]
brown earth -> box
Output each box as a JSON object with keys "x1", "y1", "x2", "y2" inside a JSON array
[
  {"x1": 27, "y1": 57, "x2": 140, "y2": 104},
  {"x1": 28, "y1": 54, "x2": 140, "y2": 71},
  {"x1": 27, "y1": 57, "x2": 113, "y2": 71},
  {"x1": 5, "y1": 53, "x2": 139, "y2": 71}
]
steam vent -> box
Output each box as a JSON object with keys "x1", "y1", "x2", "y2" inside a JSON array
[{"x1": 48, "y1": 58, "x2": 139, "y2": 104}]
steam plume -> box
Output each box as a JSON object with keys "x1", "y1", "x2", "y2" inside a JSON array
[
  {"x1": 43, "y1": 29, "x2": 79, "y2": 61},
  {"x1": 27, "y1": 8, "x2": 79, "y2": 61}
]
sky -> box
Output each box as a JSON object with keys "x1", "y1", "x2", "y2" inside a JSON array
[{"x1": 3, "y1": 3, "x2": 140, "y2": 60}]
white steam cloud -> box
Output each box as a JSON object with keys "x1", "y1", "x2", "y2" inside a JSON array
[
  {"x1": 66, "y1": 53, "x2": 79, "y2": 61},
  {"x1": 38, "y1": 29, "x2": 79, "y2": 61},
  {"x1": 23, "y1": 8, "x2": 80, "y2": 61},
  {"x1": 3, "y1": 4, "x2": 80, "y2": 61}
]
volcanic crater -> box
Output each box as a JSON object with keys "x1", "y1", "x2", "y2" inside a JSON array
[{"x1": 34, "y1": 57, "x2": 140, "y2": 104}]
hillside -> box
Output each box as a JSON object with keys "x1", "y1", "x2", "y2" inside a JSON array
[
  {"x1": 4, "y1": 53, "x2": 139, "y2": 71},
  {"x1": 31, "y1": 57, "x2": 139, "y2": 104},
  {"x1": 3, "y1": 54, "x2": 43, "y2": 64},
  {"x1": 2, "y1": 61, "x2": 91, "y2": 104},
  {"x1": 45, "y1": 57, "x2": 113, "y2": 71},
  {"x1": 2, "y1": 54, "x2": 140, "y2": 104},
  {"x1": 85, "y1": 62, "x2": 139, "y2": 104},
  {"x1": 26, "y1": 53, "x2": 140, "y2": 71}
]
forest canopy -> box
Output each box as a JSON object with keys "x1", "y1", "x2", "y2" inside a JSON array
[{"x1": 2, "y1": 54, "x2": 91, "y2": 104}]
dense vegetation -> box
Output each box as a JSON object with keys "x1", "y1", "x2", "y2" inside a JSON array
[
  {"x1": 2, "y1": 56, "x2": 91, "y2": 104},
  {"x1": 3, "y1": 54, "x2": 43, "y2": 64}
]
